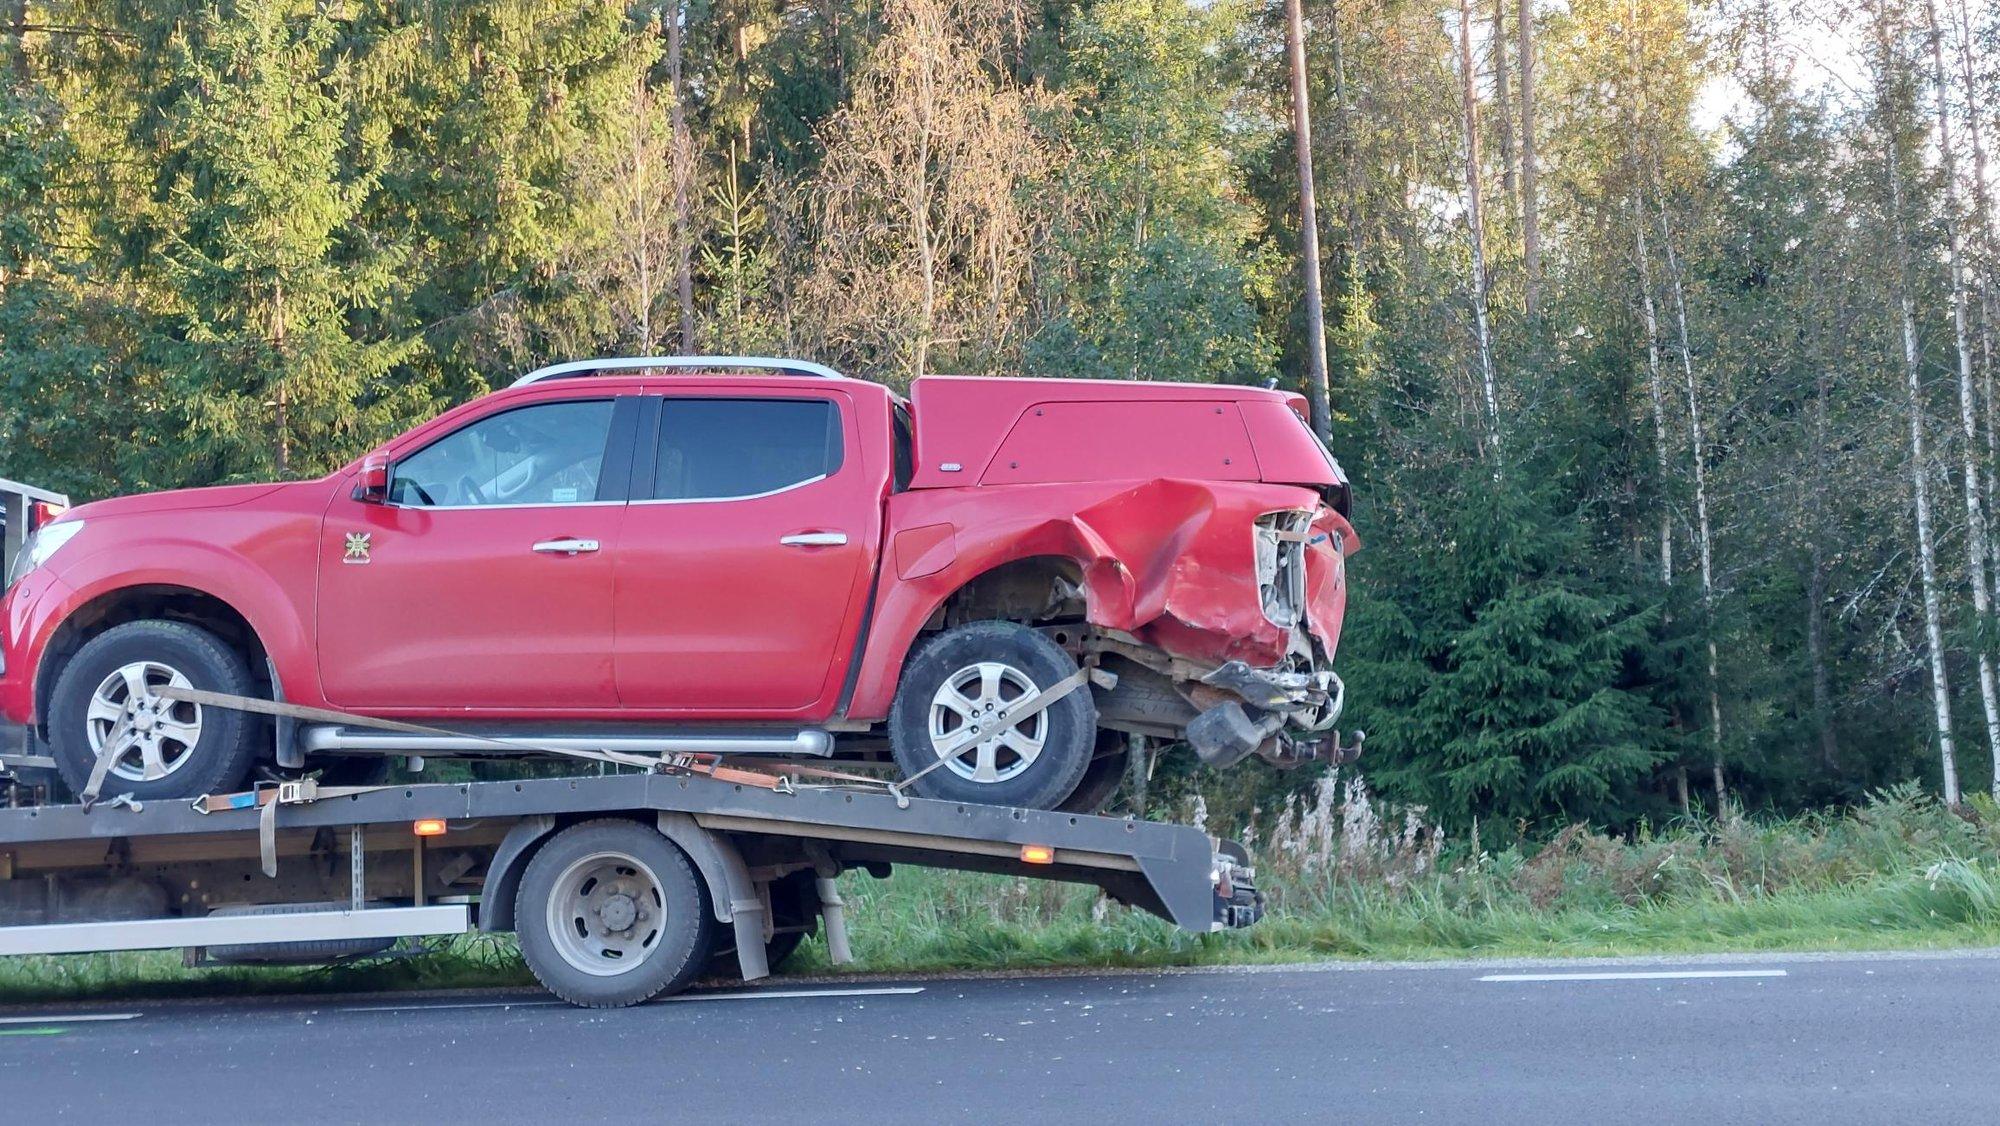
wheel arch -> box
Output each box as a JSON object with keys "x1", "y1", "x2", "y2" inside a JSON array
[
  {"x1": 850, "y1": 552, "x2": 1105, "y2": 720},
  {"x1": 477, "y1": 812, "x2": 741, "y2": 935},
  {"x1": 34, "y1": 583, "x2": 272, "y2": 737}
]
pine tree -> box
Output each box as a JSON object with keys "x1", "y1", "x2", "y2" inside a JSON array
[
  {"x1": 146, "y1": 3, "x2": 414, "y2": 481},
  {"x1": 1347, "y1": 463, "x2": 1669, "y2": 830}
]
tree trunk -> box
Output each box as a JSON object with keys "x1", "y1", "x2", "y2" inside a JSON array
[
  {"x1": 1807, "y1": 545, "x2": 1837, "y2": 768},
  {"x1": 1874, "y1": 1, "x2": 1959, "y2": 803},
  {"x1": 1954, "y1": 0, "x2": 2000, "y2": 578},
  {"x1": 1657, "y1": 220, "x2": 1727, "y2": 807},
  {"x1": 6, "y1": 0, "x2": 27, "y2": 81},
  {"x1": 1925, "y1": 0, "x2": 2000, "y2": 792},
  {"x1": 272, "y1": 275, "x2": 290, "y2": 477},
  {"x1": 1808, "y1": 320, "x2": 1840, "y2": 771},
  {"x1": 1492, "y1": 0, "x2": 1517, "y2": 205},
  {"x1": 1456, "y1": 0, "x2": 1502, "y2": 464},
  {"x1": 1633, "y1": 202, "x2": 1674, "y2": 587},
  {"x1": 1517, "y1": 0, "x2": 1541, "y2": 318},
  {"x1": 1125, "y1": 734, "x2": 1150, "y2": 816},
  {"x1": 668, "y1": 0, "x2": 696, "y2": 354},
  {"x1": 631, "y1": 82, "x2": 656, "y2": 351},
  {"x1": 1283, "y1": 0, "x2": 1332, "y2": 441}
]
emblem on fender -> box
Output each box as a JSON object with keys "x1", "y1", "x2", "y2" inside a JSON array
[{"x1": 343, "y1": 532, "x2": 373, "y2": 564}]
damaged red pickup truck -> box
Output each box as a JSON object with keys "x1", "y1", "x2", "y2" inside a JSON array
[{"x1": 0, "y1": 358, "x2": 1358, "y2": 811}]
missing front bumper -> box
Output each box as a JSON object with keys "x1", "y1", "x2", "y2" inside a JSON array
[{"x1": 1185, "y1": 665, "x2": 1357, "y2": 770}]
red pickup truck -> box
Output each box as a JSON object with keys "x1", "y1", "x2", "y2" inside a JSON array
[{"x1": 0, "y1": 358, "x2": 1357, "y2": 811}]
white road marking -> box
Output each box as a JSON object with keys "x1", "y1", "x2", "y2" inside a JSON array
[
  {"x1": 339, "y1": 986, "x2": 925, "y2": 1014},
  {"x1": 1480, "y1": 969, "x2": 1788, "y2": 982},
  {"x1": 666, "y1": 986, "x2": 926, "y2": 1003},
  {"x1": 340, "y1": 1000, "x2": 567, "y2": 1014},
  {"x1": 0, "y1": 1012, "x2": 141, "y2": 1025}
]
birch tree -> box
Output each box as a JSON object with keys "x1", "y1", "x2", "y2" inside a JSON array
[
  {"x1": 1657, "y1": 217, "x2": 1727, "y2": 806},
  {"x1": 1924, "y1": 0, "x2": 2000, "y2": 791},
  {"x1": 1956, "y1": 0, "x2": 1999, "y2": 529},
  {"x1": 1872, "y1": 0, "x2": 1959, "y2": 802}
]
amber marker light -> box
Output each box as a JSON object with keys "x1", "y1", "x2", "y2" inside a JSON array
[
  {"x1": 1020, "y1": 844, "x2": 1056, "y2": 865},
  {"x1": 413, "y1": 819, "x2": 448, "y2": 837}
]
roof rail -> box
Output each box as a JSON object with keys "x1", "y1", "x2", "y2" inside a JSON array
[{"x1": 511, "y1": 355, "x2": 846, "y2": 387}]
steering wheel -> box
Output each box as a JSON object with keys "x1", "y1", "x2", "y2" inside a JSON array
[
  {"x1": 397, "y1": 479, "x2": 437, "y2": 507},
  {"x1": 458, "y1": 475, "x2": 489, "y2": 506}
]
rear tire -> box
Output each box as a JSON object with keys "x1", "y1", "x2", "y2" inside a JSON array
[
  {"x1": 48, "y1": 620, "x2": 261, "y2": 801},
  {"x1": 515, "y1": 819, "x2": 713, "y2": 1008},
  {"x1": 889, "y1": 621, "x2": 1097, "y2": 811},
  {"x1": 1057, "y1": 730, "x2": 1131, "y2": 815}
]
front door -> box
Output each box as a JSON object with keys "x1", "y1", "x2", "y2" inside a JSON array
[
  {"x1": 615, "y1": 393, "x2": 875, "y2": 713},
  {"x1": 317, "y1": 396, "x2": 633, "y2": 710}
]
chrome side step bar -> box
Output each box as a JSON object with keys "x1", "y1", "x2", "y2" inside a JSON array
[{"x1": 299, "y1": 726, "x2": 836, "y2": 759}]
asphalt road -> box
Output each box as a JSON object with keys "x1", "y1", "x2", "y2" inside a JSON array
[{"x1": 3, "y1": 951, "x2": 1995, "y2": 1124}]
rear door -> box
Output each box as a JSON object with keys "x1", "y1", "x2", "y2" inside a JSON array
[
  {"x1": 317, "y1": 395, "x2": 636, "y2": 710},
  {"x1": 614, "y1": 391, "x2": 875, "y2": 713}
]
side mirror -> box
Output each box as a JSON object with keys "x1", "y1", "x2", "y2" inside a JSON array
[{"x1": 353, "y1": 455, "x2": 391, "y2": 504}]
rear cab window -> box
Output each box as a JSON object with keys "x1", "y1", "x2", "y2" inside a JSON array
[{"x1": 649, "y1": 398, "x2": 845, "y2": 501}]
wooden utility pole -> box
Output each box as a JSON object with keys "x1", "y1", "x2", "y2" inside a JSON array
[
  {"x1": 1283, "y1": 0, "x2": 1332, "y2": 441},
  {"x1": 667, "y1": 0, "x2": 696, "y2": 354}
]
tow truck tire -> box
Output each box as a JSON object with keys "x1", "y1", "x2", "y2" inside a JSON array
[
  {"x1": 889, "y1": 621, "x2": 1097, "y2": 811},
  {"x1": 515, "y1": 819, "x2": 714, "y2": 1008},
  {"x1": 48, "y1": 620, "x2": 261, "y2": 802}
]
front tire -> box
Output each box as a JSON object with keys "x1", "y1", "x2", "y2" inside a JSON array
[
  {"x1": 515, "y1": 819, "x2": 714, "y2": 1008},
  {"x1": 48, "y1": 620, "x2": 262, "y2": 801},
  {"x1": 889, "y1": 621, "x2": 1097, "y2": 810}
]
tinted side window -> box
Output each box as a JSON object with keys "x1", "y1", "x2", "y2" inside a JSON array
[
  {"x1": 653, "y1": 398, "x2": 843, "y2": 501},
  {"x1": 392, "y1": 399, "x2": 616, "y2": 507}
]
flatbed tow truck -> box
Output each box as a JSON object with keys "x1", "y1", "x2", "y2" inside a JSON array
[{"x1": 0, "y1": 480, "x2": 1262, "y2": 1010}]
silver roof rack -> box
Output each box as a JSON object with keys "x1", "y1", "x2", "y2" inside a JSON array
[{"x1": 512, "y1": 355, "x2": 847, "y2": 387}]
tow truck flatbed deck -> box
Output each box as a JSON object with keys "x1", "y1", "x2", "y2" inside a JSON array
[{"x1": 0, "y1": 768, "x2": 1260, "y2": 1006}]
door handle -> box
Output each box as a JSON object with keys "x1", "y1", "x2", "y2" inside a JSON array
[
  {"x1": 533, "y1": 538, "x2": 600, "y2": 556},
  {"x1": 780, "y1": 532, "x2": 849, "y2": 547}
]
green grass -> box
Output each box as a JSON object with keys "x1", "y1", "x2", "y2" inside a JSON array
[{"x1": 8, "y1": 781, "x2": 2000, "y2": 1004}]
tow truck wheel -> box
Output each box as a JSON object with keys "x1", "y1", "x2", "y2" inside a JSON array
[
  {"x1": 515, "y1": 819, "x2": 714, "y2": 1008},
  {"x1": 889, "y1": 621, "x2": 1097, "y2": 810},
  {"x1": 47, "y1": 620, "x2": 261, "y2": 801}
]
